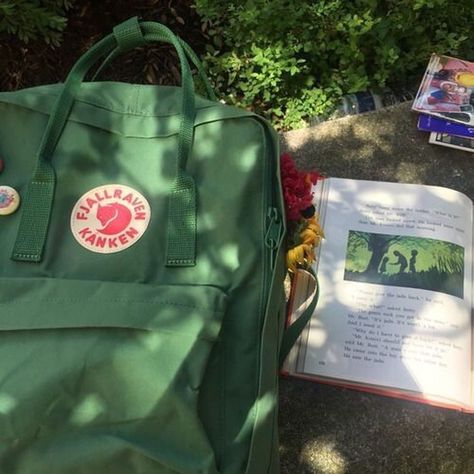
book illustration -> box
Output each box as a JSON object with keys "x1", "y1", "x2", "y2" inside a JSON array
[
  {"x1": 417, "y1": 114, "x2": 474, "y2": 139},
  {"x1": 343, "y1": 231, "x2": 464, "y2": 299},
  {"x1": 429, "y1": 132, "x2": 474, "y2": 152},
  {"x1": 413, "y1": 54, "x2": 474, "y2": 124}
]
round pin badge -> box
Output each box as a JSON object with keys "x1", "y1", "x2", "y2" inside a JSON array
[
  {"x1": 70, "y1": 184, "x2": 151, "y2": 254},
  {"x1": 0, "y1": 185, "x2": 20, "y2": 216}
]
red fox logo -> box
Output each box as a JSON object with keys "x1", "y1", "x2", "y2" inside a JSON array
[
  {"x1": 71, "y1": 185, "x2": 151, "y2": 254},
  {"x1": 96, "y1": 203, "x2": 132, "y2": 235}
]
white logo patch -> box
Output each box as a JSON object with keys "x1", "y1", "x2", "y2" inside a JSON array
[{"x1": 70, "y1": 184, "x2": 151, "y2": 254}]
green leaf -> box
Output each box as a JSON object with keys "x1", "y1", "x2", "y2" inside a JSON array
[{"x1": 197, "y1": 0, "x2": 474, "y2": 130}]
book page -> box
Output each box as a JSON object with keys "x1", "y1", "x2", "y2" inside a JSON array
[{"x1": 301, "y1": 178, "x2": 473, "y2": 408}]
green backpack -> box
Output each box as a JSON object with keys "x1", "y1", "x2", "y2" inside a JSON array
[{"x1": 0, "y1": 18, "x2": 310, "y2": 474}]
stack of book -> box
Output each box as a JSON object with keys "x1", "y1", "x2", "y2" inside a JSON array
[{"x1": 412, "y1": 54, "x2": 474, "y2": 153}]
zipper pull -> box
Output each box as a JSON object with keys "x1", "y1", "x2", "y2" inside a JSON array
[{"x1": 265, "y1": 207, "x2": 283, "y2": 269}]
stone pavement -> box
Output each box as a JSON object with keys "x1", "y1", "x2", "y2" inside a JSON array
[{"x1": 279, "y1": 101, "x2": 474, "y2": 474}]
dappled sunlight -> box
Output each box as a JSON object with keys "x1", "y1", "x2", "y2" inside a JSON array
[
  {"x1": 137, "y1": 331, "x2": 164, "y2": 352},
  {"x1": 394, "y1": 161, "x2": 429, "y2": 186},
  {"x1": 231, "y1": 391, "x2": 275, "y2": 446},
  {"x1": 69, "y1": 394, "x2": 106, "y2": 426},
  {"x1": 0, "y1": 393, "x2": 17, "y2": 415},
  {"x1": 218, "y1": 243, "x2": 240, "y2": 270},
  {"x1": 300, "y1": 438, "x2": 347, "y2": 474},
  {"x1": 236, "y1": 144, "x2": 260, "y2": 171},
  {"x1": 193, "y1": 121, "x2": 222, "y2": 162},
  {"x1": 304, "y1": 319, "x2": 327, "y2": 350},
  {"x1": 199, "y1": 211, "x2": 218, "y2": 233}
]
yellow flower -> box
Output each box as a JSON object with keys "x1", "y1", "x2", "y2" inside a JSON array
[
  {"x1": 300, "y1": 216, "x2": 324, "y2": 246},
  {"x1": 286, "y1": 244, "x2": 310, "y2": 272},
  {"x1": 286, "y1": 215, "x2": 324, "y2": 272}
]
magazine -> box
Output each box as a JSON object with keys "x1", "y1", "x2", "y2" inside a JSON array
[
  {"x1": 283, "y1": 178, "x2": 474, "y2": 412},
  {"x1": 412, "y1": 54, "x2": 474, "y2": 125}
]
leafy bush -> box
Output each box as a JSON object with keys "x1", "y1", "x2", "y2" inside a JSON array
[
  {"x1": 0, "y1": 0, "x2": 73, "y2": 46},
  {"x1": 195, "y1": 0, "x2": 474, "y2": 129}
]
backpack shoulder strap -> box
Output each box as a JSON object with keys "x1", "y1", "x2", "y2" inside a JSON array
[{"x1": 279, "y1": 268, "x2": 319, "y2": 368}]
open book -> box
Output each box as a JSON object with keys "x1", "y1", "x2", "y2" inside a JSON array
[{"x1": 283, "y1": 178, "x2": 473, "y2": 412}]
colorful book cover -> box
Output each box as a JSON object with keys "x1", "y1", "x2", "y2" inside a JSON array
[
  {"x1": 418, "y1": 114, "x2": 474, "y2": 139},
  {"x1": 412, "y1": 54, "x2": 474, "y2": 125}
]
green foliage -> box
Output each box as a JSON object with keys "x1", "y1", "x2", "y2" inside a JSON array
[
  {"x1": 195, "y1": 0, "x2": 474, "y2": 129},
  {"x1": 0, "y1": 0, "x2": 73, "y2": 46}
]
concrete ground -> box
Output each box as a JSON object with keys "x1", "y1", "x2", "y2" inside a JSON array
[{"x1": 279, "y1": 101, "x2": 474, "y2": 474}]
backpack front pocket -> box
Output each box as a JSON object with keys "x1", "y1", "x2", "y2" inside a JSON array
[{"x1": 0, "y1": 278, "x2": 226, "y2": 474}]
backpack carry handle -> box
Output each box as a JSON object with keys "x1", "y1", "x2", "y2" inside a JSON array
[
  {"x1": 91, "y1": 37, "x2": 217, "y2": 102},
  {"x1": 12, "y1": 18, "x2": 200, "y2": 267}
]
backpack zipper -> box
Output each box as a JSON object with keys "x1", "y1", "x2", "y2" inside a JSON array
[{"x1": 264, "y1": 206, "x2": 283, "y2": 271}]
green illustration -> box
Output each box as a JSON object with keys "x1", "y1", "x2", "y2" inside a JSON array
[{"x1": 344, "y1": 231, "x2": 464, "y2": 298}]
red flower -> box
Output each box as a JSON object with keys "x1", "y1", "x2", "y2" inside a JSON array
[{"x1": 280, "y1": 153, "x2": 322, "y2": 221}]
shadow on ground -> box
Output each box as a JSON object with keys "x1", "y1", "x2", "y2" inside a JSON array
[
  {"x1": 279, "y1": 101, "x2": 474, "y2": 474},
  {"x1": 282, "y1": 101, "x2": 473, "y2": 196},
  {"x1": 279, "y1": 378, "x2": 474, "y2": 474}
]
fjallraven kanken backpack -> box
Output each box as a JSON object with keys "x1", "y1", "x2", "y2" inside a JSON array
[{"x1": 0, "y1": 17, "x2": 306, "y2": 473}]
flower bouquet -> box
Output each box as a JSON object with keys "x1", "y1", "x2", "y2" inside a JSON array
[{"x1": 280, "y1": 153, "x2": 324, "y2": 273}]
